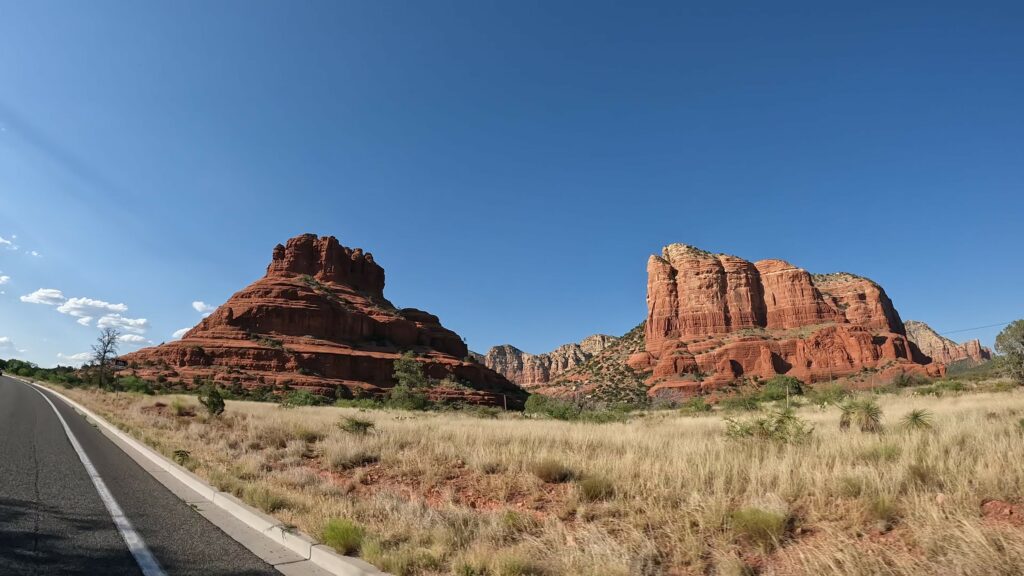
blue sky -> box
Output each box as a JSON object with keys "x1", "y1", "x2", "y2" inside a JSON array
[{"x1": 1, "y1": 1, "x2": 1021, "y2": 367}]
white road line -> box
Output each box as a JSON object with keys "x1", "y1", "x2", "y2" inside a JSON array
[{"x1": 22, "y1": 381, "x2": 167, "y2": 576}]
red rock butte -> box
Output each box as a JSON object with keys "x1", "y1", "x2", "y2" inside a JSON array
[
  {"x1": 121, "y1": 234, "x2": 525, "y2": 408},
  {"x1": 627, "y1": 244, "x2": 943, "y2": 398}
]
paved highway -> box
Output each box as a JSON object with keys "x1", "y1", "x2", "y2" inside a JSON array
[{"x1": 0, "y1": 374, "x2": 280, "y2": 575}]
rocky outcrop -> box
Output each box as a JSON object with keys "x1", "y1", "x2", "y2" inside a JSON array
[
  {"x1": 636, "y1": 244, "x2": 943, "y2": 398},
  {"x1": 121, "y1": 234, "x2": 525, "y2": 408},
  {"x1": 905, "y1": 320, "x2": 992, "y2": 365},
  {"x1": 472, "y1": 334, "x2": 617, "y2": 387}
]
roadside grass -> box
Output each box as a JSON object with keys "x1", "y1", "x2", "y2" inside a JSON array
[{"x1": 50, "y1": 384, "x2": 1024, "y2": 575}]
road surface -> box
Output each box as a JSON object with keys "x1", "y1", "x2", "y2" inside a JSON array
[{"x1": 0, "y1": 374, "x2": 280, "y2": 575}]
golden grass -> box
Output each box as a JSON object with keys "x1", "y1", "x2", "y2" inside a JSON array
[{"x1": 53, "y1": 386, "x2": 1024, "y2": 575}]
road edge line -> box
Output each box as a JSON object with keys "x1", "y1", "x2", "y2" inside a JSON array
[{"x1": 20, "y1": 379, "x2": 386, "y2": 576}]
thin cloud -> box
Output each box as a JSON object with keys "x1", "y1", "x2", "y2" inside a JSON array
[
  {"x1": 0, "y1": 275, "x2": 9, "y2": 285},
  {"x1": 171, "y1": 327, "x2": 189, "y2": 339},
  {"x1": 57, "y1": 351, "x2": 92, "y2": 365},
  {"x1": 0, "y1": 235, "x2": 16, "y2": 250},
  {"x1": 0, "y1": 336, "x2": 26, "y2": 354},
  {"x1": 76, "y1": 316, "x2": 93, "y2": 326},
  {"x1": 20, "y1": 288, "x2": 66, "y2": 305}
]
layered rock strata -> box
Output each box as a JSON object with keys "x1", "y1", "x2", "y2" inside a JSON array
[
  {"x1": 904, "y1": 320, "x2": 992, "y2": 365},
  {"x1": 631, "y1": 244, "x2": 943, "y2": 398},
  {"x1": 121, "y1": 234, "x2": 525, "y2": 408}
]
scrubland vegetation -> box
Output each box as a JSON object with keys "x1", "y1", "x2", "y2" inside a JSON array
[{"x1": 46, "y1": 373, "x2": 1024, "y2": 576}]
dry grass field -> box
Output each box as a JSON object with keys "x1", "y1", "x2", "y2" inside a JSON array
[{"x1": 51, "y1": 384, "x2": 1024, "y2": 576}]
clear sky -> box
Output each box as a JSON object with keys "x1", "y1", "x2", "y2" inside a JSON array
[{"x1": 1, "y1": 1, "x2": 1021, "y2": 367}]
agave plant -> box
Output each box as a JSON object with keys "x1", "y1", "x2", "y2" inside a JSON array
[{"x1": 900, "y1": 408, "x2": 934, "y2": 431}]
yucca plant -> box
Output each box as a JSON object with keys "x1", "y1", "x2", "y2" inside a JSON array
[
  {"x1": 839, "y1": 399, "x2": 883, "y2": 433},
  {"x1": 853, "y1": 399, "x2": 884, "y2": 433},
  {"x1": 900, "y1": 409, "x2": 934, "y2": 431}
]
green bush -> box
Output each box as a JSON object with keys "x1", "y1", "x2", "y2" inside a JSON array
[
  {"x1": 198, "y1": 386, "x2": 226, "y2": 416},
  {"x1": 386, "y1": 385, "x2": 431, "y2": 410},
  {"x1": 279, "y1": 390, "x2": 329, "y2": 408},
  {"x1": 116, "y1": 375, "x2": 154, "y2": 395},
  {"x1": 679, "y1": 397, "x2": 713, "y2": 415},
  {"x1": 393, "y1": 351, "x2": 428, "y2": 388},
  {"x1": 322, "y1": 518, "x2": 365, "y2": 555},
  {"x1": 338, "y1": 416, "x2": 375, "y2": 435},
  {"x1": 759, "y1": 375, "x2": 804, "y2": 402}
]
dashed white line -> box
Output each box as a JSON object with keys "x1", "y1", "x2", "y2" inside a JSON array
[{"x1": 22, "y1": 380, "x2": 166, "y2": 576}]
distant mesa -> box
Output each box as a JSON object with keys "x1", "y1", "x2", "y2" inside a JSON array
[
  {"x1": 904, "y1": 320, "x2": 992, "y2": 365},
  {"x1": 121, "y1": 234, "x2": 525, "y2": 408},
  {"x1": 471, "y1": 334, "x2": 618, "y2": 387}
]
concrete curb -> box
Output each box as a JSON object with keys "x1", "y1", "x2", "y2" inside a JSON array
[{"x1": 23, "y1": 379, "x2": 385, "y2": 576}]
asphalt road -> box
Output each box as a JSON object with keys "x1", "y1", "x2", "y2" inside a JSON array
[{"x1": 0, "y1": 375, "x2": 280, "y2": 575}]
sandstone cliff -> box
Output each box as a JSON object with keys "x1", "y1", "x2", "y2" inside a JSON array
[
  {"x1": 904, "y1": 320, "x2": 992, "y2": 365},
  {"x1": 631, "y1": 244, "x2": 943, "y2": 398},
  {"x1": 121, "y1": 234, "x2": 525, "y2": 408},
  {"x1": 472, "y1": 334, "x2": 617, "y2": 387}
]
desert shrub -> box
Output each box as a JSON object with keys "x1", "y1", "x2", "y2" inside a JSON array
[
  {"x1": 900, "y1": 408, "x2": 934, "y2": 431},
  {"x1": 996, "y1": 320, "x2": 1024, "y2": 384},
  {"x1": 731, "y1": 507, "x2": 788, "y2": 550},
  {"x1": 866, "y1": 495, "x2": 900, "y2": 528},
  {"x1": 578, "y1": 475, "x2": 615, "y2": 501},
  {"x1": 279, "y1": 390, "x2": 329, "y2": 408},
  {"x1": 725, "y1": 409, "x2": 813, "y2": 444},
  {"x1": 807, "y1": 383, "x2": 850, "y2": 406},
  {"x1": 243, "y1": 485, "x2": 291, "y2": 513},
  {"x1": 338, "y1": 416, "x2": 375, "y2": 435},
  {"x1": 322, "y1": 518, "x2": 365, "y2": 555},
  {"x1": 860, "y1": 442, "x2": 901, "y2": 463},
  {"x1": 116, "y1": 375, "x2": 153, "y2": 395},
  {"x1": 198, "y1": 385, "x2": 226, "y2": 416},
  {"x1": 386, "y1": 385, "x2": 431, "y2": 410},
  {"x1": 531, "y1": 459, "x2": 574, "y2": 483},
  {"x1": 759, "y1": 375, "x2": 804, "y2": 401},
  {"x1": 679, "y1": 397, "x2": 713, "y2": 415},
  {"x1": 524, "y1": 395, "x2": 577, "y2": 419},
  {"x1": 325, "y1": 443, "x2": 380, "y2": 470},
  {"x1": 916, "y1": 379, "x2": 965, "y2": 397},
  {"x1": 718, "y1": 394, "x2": 761, "y2": 412},
  {"x1": 892, "y1": 371, "x2": 929, "y2": 388},
  {"x1": 393, "y1": 351, "x2": 428, "y2": 388}
]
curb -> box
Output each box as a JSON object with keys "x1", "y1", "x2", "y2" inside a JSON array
[{"x1": 21, "y1": 379, "x2": 385, "y2": 576}]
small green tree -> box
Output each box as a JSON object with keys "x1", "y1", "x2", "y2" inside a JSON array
[
  {"x1": 995, "y1": 320, "x2": 1024, "y2": 385},
  {"x1": 199, "y1": 385, "x2": 226, "y2": 416},
  {"x1": 392, "y1": 352, "x2": 428, "y2": 388}
]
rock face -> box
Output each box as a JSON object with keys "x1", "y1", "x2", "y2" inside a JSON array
[
  {"x1": 121, "y1": 234, "x2": 525, "y2": 408},
  {"x1": 472, "y1": 334, "x2": 618, "y2": 387},
  {"x1": 634, "y1": 244, "x2": 943, "y2": 398},
  {"x1": 904, "y1": 320, "x2": 992, "y2": 365}
]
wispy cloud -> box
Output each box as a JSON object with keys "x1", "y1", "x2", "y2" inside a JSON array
[
  {"x1": 0, "y1": 336, "x2": 26, "y2": 355},
  {"x1": 171, "y1": 327, "x2": 189, "y2": 339},
  {"x1": 0, "y1": 275, "x2": 9, "y2": 285},
  {"x1": 20, "y1": 288, "x2": 66, "y2": 305},
  {"x1": 57, "y1": 351, "x2": 92, "y2": 365},
  {"x1": 0, "y1": 235, "x2": 16, "y2": 250}
]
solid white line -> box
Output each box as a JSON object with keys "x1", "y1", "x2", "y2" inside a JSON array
[{"x1": 23, "y1": 381, "x2": 167, "y2": 576}]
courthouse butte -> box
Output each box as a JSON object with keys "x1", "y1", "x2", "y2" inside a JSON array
[{"x1": 627, "y1": 244, "x2": 943, "y2": 398}]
